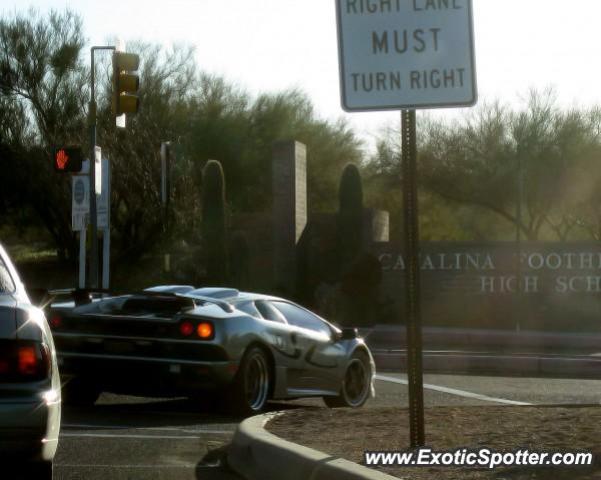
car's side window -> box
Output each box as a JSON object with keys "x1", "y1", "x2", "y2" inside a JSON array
[
  {"x1": 270, "y1": 301, "x2": 331, "y2": 336},
  {"x1": 0, "y1": 257, "x2": 15, "y2": 293},
  {"x1": 255, "y1": 301, "x2": 287, "y2": 324}
]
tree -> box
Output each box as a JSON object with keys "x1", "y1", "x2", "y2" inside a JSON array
[
  {"x1": 96, "y1": 42, "x2": 200, "y2": 260},
  {"x1": 186, "y1": 86, "x2": 363, "y2": 215},
  {"x1": 367, "y1": 89, "x2": 601, "y2": 241},
  {"x1": 0, "y1": 8, "x2": 366, "y2": 270},
  {"x1": 0, "y1": 8, "x2": 87, "y2": 259}
]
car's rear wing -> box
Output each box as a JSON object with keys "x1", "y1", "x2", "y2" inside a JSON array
[
  {"x1": 36, "y1": 287, "x2": 235, "y2": 314},
  {"x1": 175, "y1": 293, "x2": 234, "y2": 313},
  {"x1": 33, "y1": 288, "x2": 112, "y2": 309}
]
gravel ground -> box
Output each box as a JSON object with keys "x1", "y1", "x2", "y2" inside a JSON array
[{"x1": 267, "y1": 405, "x2": 601, "y2": 479}]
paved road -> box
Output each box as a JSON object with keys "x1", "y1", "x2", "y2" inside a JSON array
[
  {"x1": 373, "y1": 372, "x2": 601, "y2": 406},
  {"x1": 49, "y1": 373, "x2": 601, "y2": 479},
  {"x1": 54, "y1": 394, "x2": 243, "y2": 480}
]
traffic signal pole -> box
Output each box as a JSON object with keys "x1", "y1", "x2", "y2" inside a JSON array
[{"x1": 89, "y1": 46, "x2": 115, "y2": 289}]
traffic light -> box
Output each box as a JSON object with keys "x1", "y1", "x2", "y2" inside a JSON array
[
  {"x1": 112, "y1": 52, "x2": 140, "y2": 116},
  {"x1": 53, "y1": 146, "x2": 83, "y2": 173}
]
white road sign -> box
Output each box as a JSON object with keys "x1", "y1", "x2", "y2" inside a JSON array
[
  {"x1": 335, "y1": 0, "x2": 477, "y2": 111},
  {"x1": 94, "y1": 146, "x2": 102, "y2": 195},
  {"x1": 72, "y1": 175, "x2": 90, "y2": 232},
  {"x1": 72, "y1": 157, "x2": 110, "y2": 231}
]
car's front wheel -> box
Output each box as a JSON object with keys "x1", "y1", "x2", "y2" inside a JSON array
[
  {"x1": 324, "y1": 351, "x2": 371, "y2": 408},
  {"x1": 228, "y1": 346, "x2": 271, "y2": 416}
]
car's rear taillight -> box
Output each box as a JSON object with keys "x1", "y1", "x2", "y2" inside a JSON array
[
  {"x1": 179, "y1": 321, "x2": 194, "y2": 337},
  {"x1": 197, "y1": 322, "x2": 214, "y2": 339},
  {"x1": 0, "y1": 341, "x2": 51, "y2": 382},
  {"x1": 18, "y1": 346, "x2": 38, "y2": 375},
  {"x1": 178, "y1": 319, "x2": 215, "y2": 340}
]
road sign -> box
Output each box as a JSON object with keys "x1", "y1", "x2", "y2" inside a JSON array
[
  {"x1": 335, "y1": 0, "x2": 477, "y2": 111},
  {"x1": 72, "y1": 175, "x2": 90, "y2": 231},
  {"x1": 94, "y1": 146, "x2": 102, "y2": 195},
  {"x1": 72, "y1": 157, "x2": 110, "y2": 231}
]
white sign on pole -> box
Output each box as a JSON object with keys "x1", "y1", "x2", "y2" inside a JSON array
[
  {"x1": 72, "y1": 175, "x2": 90, "y2": 231},
  {"x1": 335, "y1": 0, "x2": 477, "y2": 111},
  {"x1": 72, "y1": 157, "x2": 110, "y2": 231},
  {"x1": 94, "y1": 146, "x2": 102, "y2": 195}
]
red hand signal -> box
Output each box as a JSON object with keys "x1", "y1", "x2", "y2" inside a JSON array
[{"x1": 55, "y1": 149, "x2": 69, "y2": 170}]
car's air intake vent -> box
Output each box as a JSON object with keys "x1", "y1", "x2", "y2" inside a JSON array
[{"x1": 121, "y1": 295, "x2": 194, "y2": 316}]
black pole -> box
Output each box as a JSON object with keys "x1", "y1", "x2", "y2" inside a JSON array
[
  {"x1": 515, "y1": 152, "x2": 524, "y2": 330},
  {"x1": 401, "y1": 109, "x2": 425, "y2": 448}
]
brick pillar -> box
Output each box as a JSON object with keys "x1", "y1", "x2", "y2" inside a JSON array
[{"x1": 272, "y1": 141, "x2": 307, "y2": 294}]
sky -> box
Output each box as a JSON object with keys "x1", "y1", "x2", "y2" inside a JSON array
[{"x1": 2, "y1": 0, "x2": 601, "y2": 151}]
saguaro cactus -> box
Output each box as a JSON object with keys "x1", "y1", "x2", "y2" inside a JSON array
[
  {"x1": 337, "y1": 163, "x2": 364, "y2": 270},
  {"x1": 201, "y1": 160, "x2": 228, "y2": 284}
]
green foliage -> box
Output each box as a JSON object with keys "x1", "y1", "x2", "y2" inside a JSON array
[
  {"x1": 96, "y1": 42, "x2": 200, "y2": 259},
  {"x1": 186, "y1": 86, "x2": 363, "y2": 214},
  {"x1": 201, "y1": 160, "x2": 228, "y2": 284},
  {"x1": 0, "y1": 9, "x2": 87, "y2": 260},
  {"x1": 0, "y1": 7, "x2": 364, "y2": 268},
  {"x1": 367, "y1": 89, "x2": 601, "y2": 241}
]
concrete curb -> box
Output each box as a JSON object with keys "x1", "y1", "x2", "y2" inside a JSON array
[{"x1": 227, "y1": 412, "x2": 398, "y2": 480}]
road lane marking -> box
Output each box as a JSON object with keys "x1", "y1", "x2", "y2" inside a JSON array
[
  {"x1": 62, "y1": 423, "x2": 235, "y2": 435},
  {"x1": 55, "y1": 464, "x2": 197, "y2": 468},
  {"x1": 60, "y1": 432, "x2": 229, "y2": 439},
  {"x1": 375, "y1": 374, "x2": 531, "y2": 406}
]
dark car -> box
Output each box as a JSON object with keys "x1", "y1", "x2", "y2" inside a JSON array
[{"x1": 48, "y1": 285, "x2": 375, "y2": 415}]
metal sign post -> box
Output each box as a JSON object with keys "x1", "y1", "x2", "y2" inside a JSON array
[
  {"x1": 161, "y1": 142, "x2": 172, "y2": 273},
  {"x1": 100, "y1": 158, "x2": 111, "y2": 290},
  {"x1": 89, "y1": 46, "x2": 116, "y2": 288},
  {"x1": 335, "y1": 0, "x2": 477, "y2": 449},
  {"x1": 401, "y1": 109, "x2": 425, "y2": 447}
]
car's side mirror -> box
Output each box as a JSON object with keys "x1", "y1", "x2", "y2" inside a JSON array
[{"x1": 336, "y1": 327, "x2": 358, "y2": 341}]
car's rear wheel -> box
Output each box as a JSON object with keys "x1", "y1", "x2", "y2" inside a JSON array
[
  {"x1": 324, "y1": 351, "x2": 371, "y2": 408},
  {"x1": 228, "y1": 346, "x2": 271, "y2": 416},
  {"x1": 62, "y1": 377, "x2": 101, "y2": 406}
]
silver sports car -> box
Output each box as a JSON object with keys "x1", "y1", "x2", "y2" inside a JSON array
[
  {"x1": 0, "y1": 244, "x2": 61, "y2": 479},
  {"x1": 48, "y1": 286, "x2": 375, "y2": 415}
]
